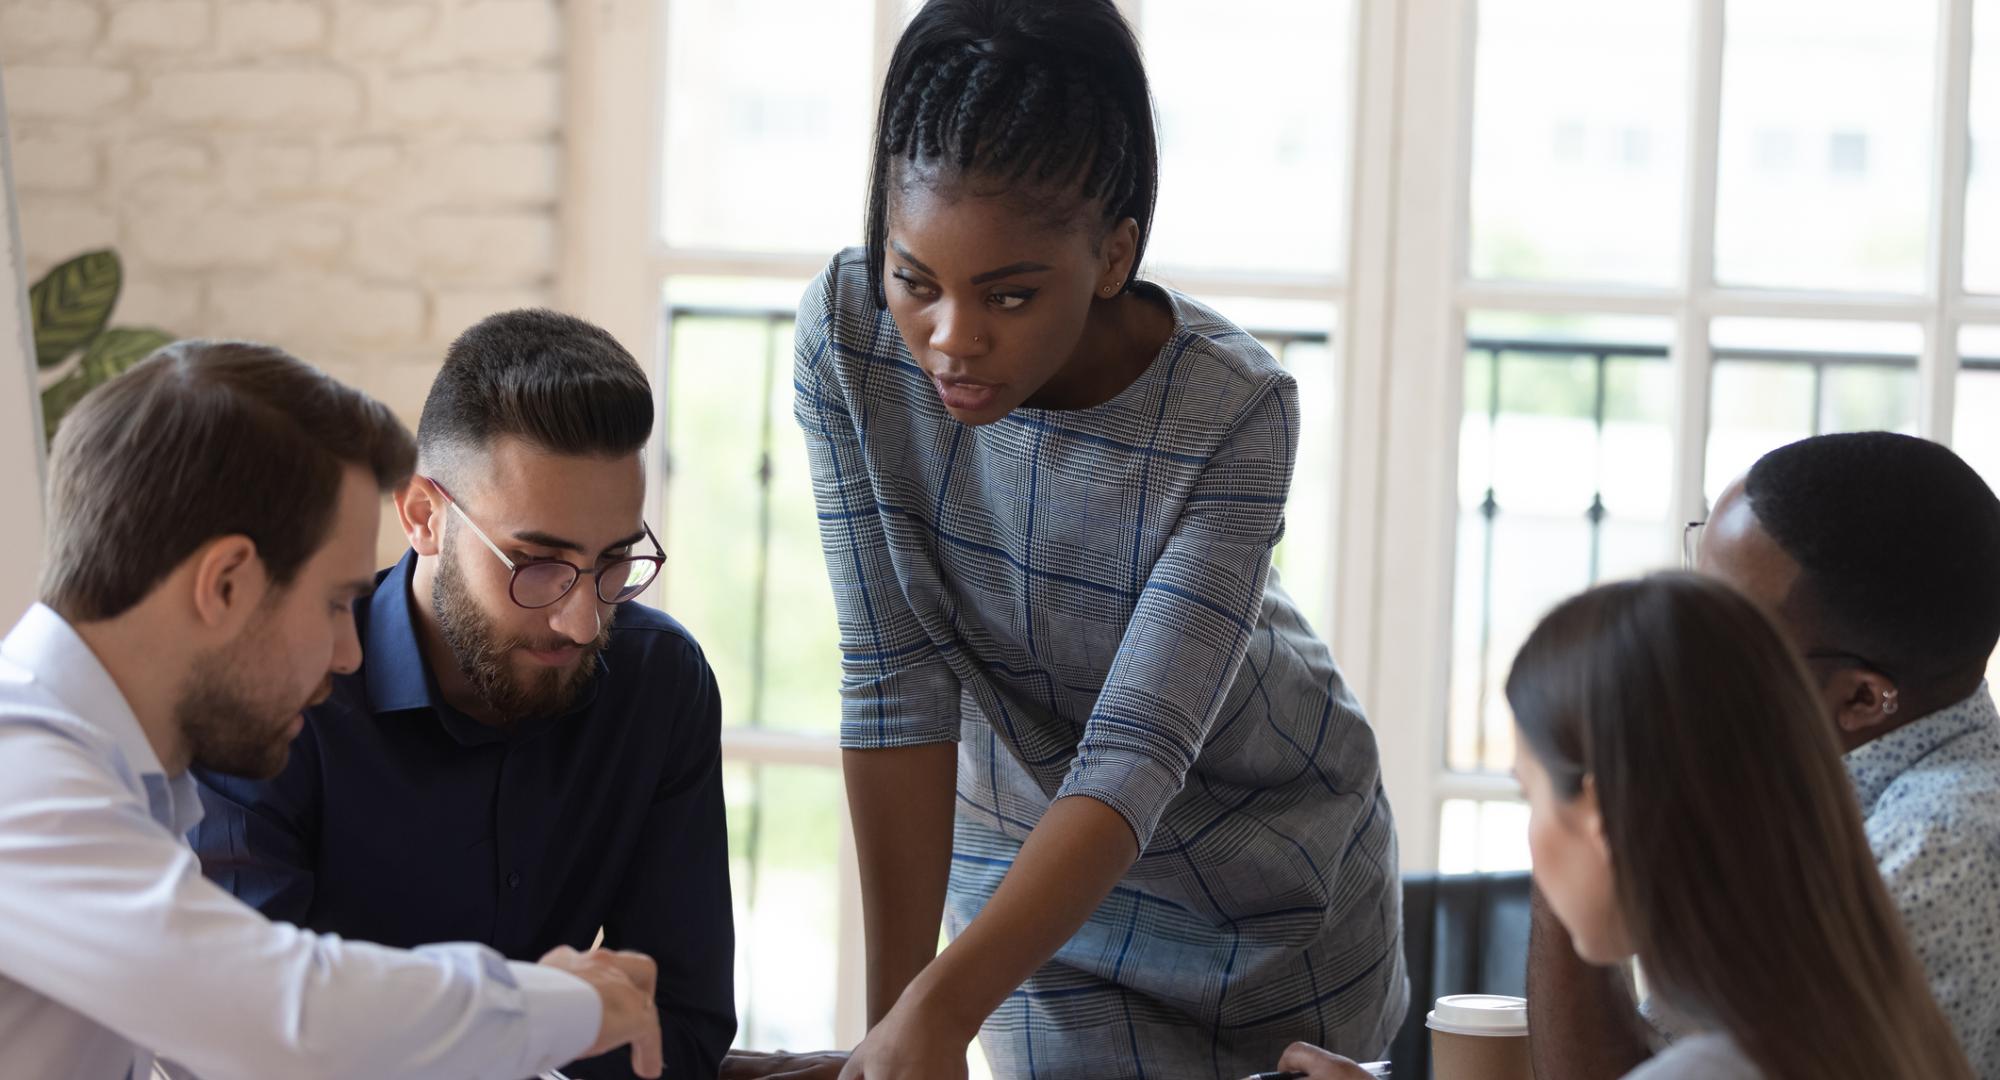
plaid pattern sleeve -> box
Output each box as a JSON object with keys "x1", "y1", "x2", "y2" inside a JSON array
[
  {"x1": 1053, "y1": 380, "x2": 1296, "y2": 847},
  {"x1": 795, "y1": 264, "x2": 964, "y2": 748}
]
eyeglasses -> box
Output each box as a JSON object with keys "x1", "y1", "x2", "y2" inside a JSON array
[
  {"x1": 425, "y1": 477, "x2": 665, "y2": 609},
  {"x1": 1681, "y1": 520, "x2": 1706, "y2": 570}
]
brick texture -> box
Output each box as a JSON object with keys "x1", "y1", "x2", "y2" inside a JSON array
[{"x1": 4, "y1": 0, "x2": 566, "y2": 433}]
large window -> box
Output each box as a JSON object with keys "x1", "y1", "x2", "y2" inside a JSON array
[
  {"x1": 645, "y1": 0, "x2": 1366, "y2": 1054},
  {"x1": 587, "y1": 0, "x2": 2000, "y2": 1048},
  {"x1": 1428, "y1": 0, "x2": 2000, "y2": 874}
]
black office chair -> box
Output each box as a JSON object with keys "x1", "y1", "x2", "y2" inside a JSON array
[{"x1": 1388, "y1": 871, "x2": 1533, "y2": 1080}]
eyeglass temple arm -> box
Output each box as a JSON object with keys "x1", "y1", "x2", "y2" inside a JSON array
[{"x1": 425, "y1": 476, "x2": 517, "y2": 571}]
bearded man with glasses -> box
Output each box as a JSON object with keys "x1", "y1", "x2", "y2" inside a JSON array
[{"x1": 191, "y1": 310, "x2": 735, "y2": 1080}]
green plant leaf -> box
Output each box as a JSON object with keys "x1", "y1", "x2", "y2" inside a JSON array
[
  {"x1": 37, "y1": 329, "x2": 175, "y2": 447},
  {"x1": 81, "y1": 327, "x2": 174, "y2": 383},
  {"x1": 29, "y1": 250, "x2": 122, "y2": 369},
  {"x1": 38, "y1": 368, "x2": 93, "y2": 444}
]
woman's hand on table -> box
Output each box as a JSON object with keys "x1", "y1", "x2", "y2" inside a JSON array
[
  {"x1": 834, "y1": 991, "x2": 973, "y2": 1080},
  {"x1": 1265, "y1": 1041, "x2": 1378, "y2": 1079},
  {"x1": 720, "y1": 1049, "x2": 848, "y2": 1079}
]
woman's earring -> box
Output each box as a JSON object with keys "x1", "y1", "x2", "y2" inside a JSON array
[
  {"x1": 1882, "y1": 688, "x2": 1900, "y2": 716},
  {"x1": 1102, "y1": 284, "x2": 1117, "y2": 296}
]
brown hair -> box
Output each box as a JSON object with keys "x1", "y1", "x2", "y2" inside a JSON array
[
  {"x1": 1507, "y1": 573, "x2": 1971, "y2": 1080},
  {"x1": 40, "y1": 340, "x2": 416, "y2": 622}
]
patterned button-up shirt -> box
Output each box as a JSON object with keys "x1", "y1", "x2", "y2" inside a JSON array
[{"x1": 1846, "y1": 682, "x2": 2000, "y2": 1077}]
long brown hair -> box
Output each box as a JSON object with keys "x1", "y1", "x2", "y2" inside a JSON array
[{"x1": 1507, "y1": 573, "x2": 1970, "y2": 1080}]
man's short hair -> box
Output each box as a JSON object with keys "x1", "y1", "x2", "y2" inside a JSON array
[
  {"x1": 416, "y1": 309, "x2": 652, "y2": 476},
  {"x1": 40, "y1": 340, "x2": 417, "y2": 622},
  {"x1": 1745, "y1": 431, "x2": 2000, "y2": 692}
]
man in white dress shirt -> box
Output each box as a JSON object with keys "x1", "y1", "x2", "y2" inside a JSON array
[{"x1": 0, "y1": 340, "x2": 666, "y2": 1080}]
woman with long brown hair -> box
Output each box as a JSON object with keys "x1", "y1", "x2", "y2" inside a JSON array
[
  {"x1": 1266, "y1": 571, "x2": 1971, "y2": 1079},
  {"x1": 1505, "y1": 572, "x2": 1968, "y2": 1079}
]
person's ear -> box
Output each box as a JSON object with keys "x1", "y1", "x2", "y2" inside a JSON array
[
  {"x1": 1830, "y1": 668, "x2": 1902, "y2": 735},
  {"x1": 398, "y1": 477, "x2": 446, "y2": 557},
  {"x1": 1575, "y1": 773, "x2": 1610, "y2": 858},
  {"x1": 1097, "y1": 217, "x2": 1141, "y2": 298},
  {"x1": 188, "y1": 535, "x2": 270, "y2": 635}
]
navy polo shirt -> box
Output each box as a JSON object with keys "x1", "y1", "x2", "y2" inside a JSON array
[{"x1": 191, "y1": 551, "x2": 735, "y2": 1079}]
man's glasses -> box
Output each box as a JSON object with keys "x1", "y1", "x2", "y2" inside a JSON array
[
  {"x1": 1682, "y1": 520, "x2": 1705, "y2": 571},
  {"x1": 426, "y1": 477, "x2": 664, "y2": 610}
]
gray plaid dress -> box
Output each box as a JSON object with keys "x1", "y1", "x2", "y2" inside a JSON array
[{"x1": 797, "y1": 249, "x2": 1405, "y2": 1079}]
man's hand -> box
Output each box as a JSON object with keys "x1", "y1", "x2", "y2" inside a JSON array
[
  {"x1": 1266, "y1": 1042, "x2": 1376, "y2": 1079},
  {"x1": 539, "y1": 945, "x2": 664, "y2": 1078},
  {"x1": 721, "y1": 1049, "x2": 849, "y2": 1079}
]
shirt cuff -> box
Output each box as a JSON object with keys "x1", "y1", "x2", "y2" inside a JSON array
[
  {"x1": 1054, "y1": 746, "x2": 1187, "y2": 850},
  {"x1": 838, "y1": 663, "x2": 962, "y2": 749},
  {"x1": 508, "y1": 960, "x2": 602, "y2": 1072}
]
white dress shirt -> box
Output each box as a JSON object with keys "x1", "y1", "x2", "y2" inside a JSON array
[{"x1": 0, "y1": 603, "x2": 601, "y2": 1080}]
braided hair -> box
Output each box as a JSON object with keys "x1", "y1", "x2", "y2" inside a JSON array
[{"x1": 865, "y1": 0, "x2": 1160, "y2": 306}]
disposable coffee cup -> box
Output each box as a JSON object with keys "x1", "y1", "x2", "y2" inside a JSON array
[{"x1": 1426, "y1": 994, "x2": 1531, "y2": 1080}]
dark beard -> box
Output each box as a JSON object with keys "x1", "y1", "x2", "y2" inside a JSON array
[
  {"x1": 432, "y1": 546, "x2": 611, "y2": 726},
  {"x1": 177, "y1": 616, "x2": 317, "y2": 780}
]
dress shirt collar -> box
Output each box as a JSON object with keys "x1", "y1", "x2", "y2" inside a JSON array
[
  {"x1": 1845, "y1": 681, "x2": 1998, "y2": 816},
  {"x1": 0, "y1": 602, "x2": 203, "y2": 834}
]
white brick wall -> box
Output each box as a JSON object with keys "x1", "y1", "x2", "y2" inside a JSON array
[{"x1": 1, "y1": 0, "x2": 568, "y2": 445}]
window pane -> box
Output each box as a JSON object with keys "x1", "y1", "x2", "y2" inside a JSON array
[
  {"x1": 1960, "y1": 326, "x2": 2000, "y2": 750},
  {"x1": 1438, "y1": 798, "x2": 1531, "y2": 873},
  {"x1": 1715, "y1": 0, "x2": 1936, "y2": 292},
  {"x1": 1219, "y1": 299, "x2": 1340, "y2": 638},
  {"x1": 663, "y1": 306, "x2": 842, "y2": 734},
  {"x1": 662, "y1": 0, "x2": 876, "y2": 254},
  {"x1": 1451, "y1": 315, "x2": 1673, "y2": 774},
  {"x1": 1267, "y1": 332, "x2": 1338, "y2": 638},
  {"x1": 727, "y1": 763, "x2": 843, "y2": 1049},
  {"x1": 1957, "y1": 326, "x2": 2000, "y2": 491},
  {"x1": 1704, "y1": 319, "x2": 1920, "y2": 504},
  {"x1": 1142, "y1": 0, "x2": 1351, "y2": 276},
  {"x1": 1970, "y1": 0, "x2": 2000, "y2": 294},
  {"x1": 1469, "y1": 0, "x2": 1690, "y2": 284}
]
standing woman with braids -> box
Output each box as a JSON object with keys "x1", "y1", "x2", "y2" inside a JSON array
[{"x1": 742, "y1": 1, "x2": 1403, "y2": 1077}]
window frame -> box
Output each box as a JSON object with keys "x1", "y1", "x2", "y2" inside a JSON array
[
  {"x1": 565, "y1": 0, "x2": 1397, "y2": 1048},
  {"x1": 1376, "y1": 0, "x2": 2000, "y2": 870},
  {"x1": 558, "y1": 0, "x2": 2000, "y2": 1047}
]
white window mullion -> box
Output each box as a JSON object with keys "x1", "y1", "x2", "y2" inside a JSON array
[
  {"x1": 1328, "y1": 0, "x2": 1401, "y2": 695},
  {"x1": 1671, "y1": 0, "x2": 1726, "y2": 530},
  {"x1": 1455, "y1": 281, "x2": 1681, "y2": 316},
  {"x1": 1922, "y1": 0, "x2": 1976, "y2": 444},
  {"x1": 833, "y1": 804, "x2": 867, "y2": 1046},
  {"x1": 1370, "y1": 0, "x2": 1479, "y2": 872},
  {"x1": 562, "y1": 0, "x2": 672, "y2": 547}
]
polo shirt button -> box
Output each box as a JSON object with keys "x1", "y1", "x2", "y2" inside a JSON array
[{"x1": 507, "y1": 871, "x2": 522, "y2": 889}]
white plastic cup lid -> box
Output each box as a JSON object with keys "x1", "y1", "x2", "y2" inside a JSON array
[{"x1": 1426, "y1": 994, "x2": 1529, "y2": 1037}]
